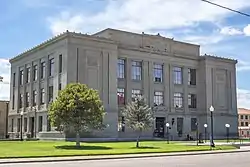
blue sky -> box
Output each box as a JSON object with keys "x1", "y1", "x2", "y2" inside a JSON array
[{"x1": 1, "y1": 0, "x2": 250, "y2": 108}]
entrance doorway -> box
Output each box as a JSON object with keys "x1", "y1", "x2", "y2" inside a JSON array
[
  {"x1": 154, "y1": 117, "x2": 165, "y2": 138},
  {"x1": 30, "y1": 117, "x2": 35, "y2": 138}
]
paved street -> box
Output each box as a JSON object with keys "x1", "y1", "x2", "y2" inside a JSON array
[{"x1": 1, "y1": 151, "x2": 250, "y2": 167}]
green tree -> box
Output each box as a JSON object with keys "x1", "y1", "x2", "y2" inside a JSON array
[
  {"x1": 122, "y1": 96, "x2": 154, "y2": 148},
  {"x1": 48, "y1": 83, "x2": 106, "y2": 147}
]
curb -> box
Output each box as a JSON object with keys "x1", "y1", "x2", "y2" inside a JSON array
[{"x1": 0, "y1": 149, "x2": 249, "y2": 164}]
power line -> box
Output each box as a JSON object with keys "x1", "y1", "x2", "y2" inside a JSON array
[{"x1": 201, "y1": 0, "x2": 250, "y2": 18}]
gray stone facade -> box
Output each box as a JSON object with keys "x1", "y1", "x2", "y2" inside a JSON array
[{"x1": 8, "y1": 28, "x2": 238, "y2": 140}]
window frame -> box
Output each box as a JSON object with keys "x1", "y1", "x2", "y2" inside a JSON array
[{"x1": 131, "y1": 61, "x2": 142, "y2": 80}]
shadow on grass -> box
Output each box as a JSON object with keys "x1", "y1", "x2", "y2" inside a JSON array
[
  {"x1": 55, "y1": 145, "x2": 113, "y2": 150},
  {"x1": 131, "y1": 146, "x2": 160, "y2": 149}
]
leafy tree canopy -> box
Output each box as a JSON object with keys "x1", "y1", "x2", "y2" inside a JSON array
[{"x1": 48, "y1": 83, "x2": 106, "y2": 135}]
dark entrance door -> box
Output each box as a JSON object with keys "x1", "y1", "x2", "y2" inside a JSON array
[
  {"x1": 30, "y1": 117, "x2": 35, "y2": 138},
  {"x1": 155, "y1": 117, "x2": 165, "y2": 138}
]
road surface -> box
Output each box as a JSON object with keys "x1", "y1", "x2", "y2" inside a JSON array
[{"x1": 1, "y1": 152, "x2": 250, "y2": 167}]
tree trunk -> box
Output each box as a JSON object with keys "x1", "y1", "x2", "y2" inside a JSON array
[
  {"x1": 136, "y1": 134, "x2": 140, "y2": 148},
  {"x1": 76, "y1": 131, "x2": 80, "y2": 147}
]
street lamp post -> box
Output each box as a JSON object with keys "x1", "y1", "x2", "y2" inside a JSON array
[
  {"x1": 166, "y1": 123, "x2": 170, "y2": 144},
  {"x1": 20, "y1": 111, "x2": 24, "y2": 141},
  {"x1": 225, "y1": 124, "x2": 230, "y2": 143},
  {"x1": 204, "y1": 124, "x2": 208, "y2": 143},
  {"x1": 210, "y1": 106, "x2": 215, "y2": 148},
  {"x1": 195, "y1": 122, "x2": 199, "y2": 146}
]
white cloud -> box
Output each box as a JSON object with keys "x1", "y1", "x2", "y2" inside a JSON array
[
  {"x1": 236, "y1": 60, "x2": 250, "y2": 71},
  {"x1": 220, "y1": 26, "x2": 243, "y2": 35},
  {"x1": 0, "y1": 58, "x2": 10, "y2": 100},
  {"x1": 181, "y1": 33, "x2": 224, "y2": 45},
  {"x1": 47, "y1": 0, "x2": 250, "y2": 36},
  {"x1": 243, "y1": 24, "x2": 250, "y2": 36},
  {"x1": 237, "y1": 88, "x2": 250, "y2": 109}
]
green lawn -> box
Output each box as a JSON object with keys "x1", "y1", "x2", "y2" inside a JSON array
[{"x1": 0, "y1": 141, "x2": 237, "y2": 159}]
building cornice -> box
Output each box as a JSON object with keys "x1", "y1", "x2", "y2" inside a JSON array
[
  {"x1": 200, "y1": 54, "x2": 237, "y2": 64},
  {"x1": 9, "y1": 31, "x2": 117, "y2": 64}
]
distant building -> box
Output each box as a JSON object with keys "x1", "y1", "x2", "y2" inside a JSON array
[
  {"x1": 8, "y1": 28, "x2": 238, "y2": 140},
  {"x1": 238, "y1": 108, "x2": 250, "y2": 138},
  {"x1": 0, "y1": 100, "x2": 9, "y2": 138}
]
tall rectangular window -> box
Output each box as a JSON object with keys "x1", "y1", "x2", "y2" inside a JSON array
[
  {"x1": 11, "y1": 119, "x2": 14, "y2": 132},
  {"x1": 49, "y1": 58, "x2": 55, "y2": 76},
  {"x1": 19, "y1": 94, "x2": 23, "y2": 108},
  {"x1": 40, "y1": 61, "x2": 46, "y2": 79},
  {"x1": 19, "y1": 70, "x2": 24, "y2": 85},
  {"x1": 25, "y1": 92, "x2": 30, "y2": 107},
  {"x1": 188, "y1": 94, "x2": 197, "y2": 109},
  {"x1": 117, "y1": 88, "x2": 125, "y2": 105},
  {"x1": 132, "y1": 89, "x2": 142, "y2": 99},
  {"x1": 58, "y1": 83, "x2": 62, "y2": 91},
  {"x1": 26, "y1": 67, "x2": 31, "y2": 83},
  {"x1": 174, "y1": 92, "x2": 183, "y2": 108},
  {"x1": 17, "y1": 118, "x2": 21, "y2": 132},
  {"x1": 153, "y1": 64, "x2": 163, "y2": 82},
  {"x1": 48, "y1": 86, "x2": 53, "y2": 103},
  {"x1": 245, "y1": 115, "x2": 248, "y2": 119},
  {"x1": 177, "y1": 117, "x2": 183, "y2": 136},
  {"x1": 24, "y1": 117, "x2": 28, "y2": 132},
  {"x1": 191, "y1": 118, "x2": 197, "y2": 131},
  {"x1": 40, "y1": 88, "x2": 45, "y2": 104},
  {"x1": 12, "y1": 94, "x2": 15, "y2": 109},
  {"x1": 188, "y1": 68, "x2": 196, "y2": 85},
  {"x1": 59, "y1": 54, "x2": 62, "y2": 73},
  {"x1": 33, "y1": 90, "x2": 37, "y2": 106},
  {"x1": 13, "y1": 73, "x2": 16, "y2": 87},
  {"x1": 33, "y1": 65, "x2": 38, "y2": 81},
  {"x1": 241, "y1": 115, "x2": 244, "y2": 119},
  {"x1": 173, "y1": 67, "x2": 182, "y2": 84},
  {"x1": 131, "y1": 61, "x2": 142, "y2": 80},
  {"x1": 38, "y1": 116, "x2": 43, "y2": 132},
  {"x1": 47, "y1": 115, "x2": 51, "y2": 132},
  {"x1": 154, "y1": 91, "x2": 164, "y2": 106},
  {"x1": 117, "y1": 59, "x2": 125, "y2": 79}
]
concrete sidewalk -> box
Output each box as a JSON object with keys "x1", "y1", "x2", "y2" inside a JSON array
[{"x1": 1, "y1": 146, "x2": 250, "y2": 164}]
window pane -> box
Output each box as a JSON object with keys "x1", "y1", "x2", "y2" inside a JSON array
[
  {"x1": 191, "y1": 118, "x2": 197, "y2": 131},
  {"x1": 40, "y1": 62, "x2": 46, "y2": 79},
  {"x1": 33, "y1": 90, "x2": 37, "y2": 106},
  {"x1": 117, "y1": 59, "x2": 125, "y2": 79},
  {"x1": 49, "y1": 58, "x2": 55, "y2": 76},
  {"x1": 59, "y1": 54, "x2": 62, "y2": 73},
  {"x1": 154, "y1": 91, "x2": 164, "y2": 106},
  {"x1": 153, "y1": 64, "x2": 163, "y2": 82},
  {"x1": 33, "y1": 65, "x2": 38, "y2": 81},
  {"x1": 173, "y1": 67, "x2": 182, "y2": 84},
  {"x1": 19, "y1": 70, "x2": 24, "y2": 85},
  {"x1": 174, "y1": 92, "x2": 183, "y2": 108},
  {"x1": 132, "y1": 89, "x2": 142, "y2": 99},
  {"x1": 188, "y1": 94, "x2": 197, "y2": 108},
  {"x1": 25, "y1": 92, "x2": 30, "y2": 107},
  {"x1": 131, "y1": 61, "x2": 142, "y2": 80},
  {"x1": 188, "y1": 68, "x2": 196, "y2": 85},
  {"x1": 40, "y1": 88, "x2": 45, "y2": 104},
  {"x1": 26, "y1": 67, "x2": 30, "y2": 83},
  {"x1": 117, "y1": 88, "x2": 125, "y2": 105}
]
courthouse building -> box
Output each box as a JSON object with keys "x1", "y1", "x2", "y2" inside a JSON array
[
  {"x1": 0, "y1": 100, "x2": 9, "y2": 139},
  {"x1": 8, "y1": 28, "x2": 238, "y2": 140}
]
